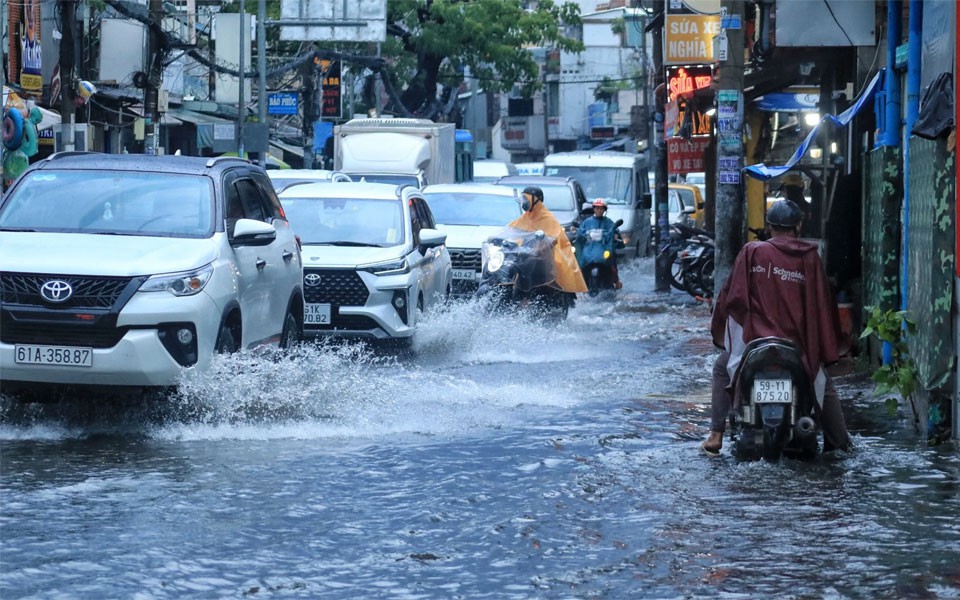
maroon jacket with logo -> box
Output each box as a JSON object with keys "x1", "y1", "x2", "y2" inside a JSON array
[{"x1": 710, "y1": 236, "x2": 841, "y2": 379}]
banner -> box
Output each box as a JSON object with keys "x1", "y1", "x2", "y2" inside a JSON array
[
  {"x1": 744, "y1": 71, "x2": 883, "y2": 180},
  {"x1": 8, "y1": 0, "x2": 43, "y2": 94}
]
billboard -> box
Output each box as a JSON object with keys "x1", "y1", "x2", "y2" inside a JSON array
[
  {"x1": 279, "y1": 0, "x2": 386, "y2": 42},
  {"x1": 8, "y1": 0, "x2": 43, "y2": 94}
]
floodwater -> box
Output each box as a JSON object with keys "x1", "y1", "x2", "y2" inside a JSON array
[{"x1": 2, "y1": 259, "x2": 959, "y2": 599}]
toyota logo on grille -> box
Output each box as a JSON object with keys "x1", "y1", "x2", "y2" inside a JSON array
[
  {"x1": 304, "y1": 273, "x2": 322, "y2": 287},
  {"x1": 40, "y1": 280, "x2": 74, "y2": 303}
]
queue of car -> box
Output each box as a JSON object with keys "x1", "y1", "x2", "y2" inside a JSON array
[{"x1": 0, "y1": 151, "x2": 657, "y2": 395}]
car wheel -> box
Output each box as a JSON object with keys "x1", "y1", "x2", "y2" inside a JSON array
[
  {"x1": 279, "y1": 309, "x2": 301, "y2": 349},
  {"x1": 215, "y1": 318, "x2": 240, "y2": 354}
]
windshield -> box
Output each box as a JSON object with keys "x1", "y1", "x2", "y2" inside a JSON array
[
  {"x1": 543, "y1": 166, "x2": 632, "y2": 205},
  {"x1": 281, "y1": 196, "x2": 405, "y2": 246},
  {"x1": 422, "y1": 192, "x2": 520, "y2": 226},
  {"x1": 497, "y1": 183, "x2": 576, "y2": 212},
  {"x1": 0, "y1": 170, "x2": 214, "y2": 237}
]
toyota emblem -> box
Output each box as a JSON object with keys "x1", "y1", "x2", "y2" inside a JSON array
[
  {"x1": 304, "y1": 273, "x2": 322, "y2": 287},
  {"x1": 40, "y1": 280, "x2": 74, "y2": 303}
]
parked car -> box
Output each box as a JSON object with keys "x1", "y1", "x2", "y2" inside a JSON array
[
  {"x1": 472, "y1": 159, "x2": 519, "y2": 183},
  {"x1": 493, "y1": 175, "x2": 588, "y2": 234},
  {"x1": 279, "y1": 182, "x2": 451, "y2": 344},
  {"x1": 267, "y1": 168, "x2": 353, "y2": 193},
  {"x1": 0, "y1": 153, "x2": 304, "y2": 390},
  {"x1": 421, "y1": 183, "x2": 523, "y2": 295},
  {"x1": 669, "y1": 182, "x2": 705, "y2": 229},
  {"x1": 683, "y1": 171, "x2": 706, "y2": 200}
]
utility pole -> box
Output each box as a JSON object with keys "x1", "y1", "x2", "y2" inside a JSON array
[
  {"x1": 651, "y1": 0, "x2": 670, "y2": 292},
  {"x1": 59, "y1": 0, "x2": 77, "y2": 152},
  {"x1": 713, "y1": 0, "x2": 746, "y2": 293},
  {"x1": 237, "y1": 0, "x2": 246, "y2": 159},
  {"x1": 143, "y1": 0, "x2": 163, "y2": 154},
  {"x1": 257, "y1": 0, "x2": 267, "y2": 167}
]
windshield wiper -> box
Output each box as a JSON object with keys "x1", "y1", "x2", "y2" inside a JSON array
[
  {"x1": 0, "y1": 227, "x2": 37, "y2": 232},
  {"x1": 314, "y1": 240, "x2": 383, "y2": 247}
]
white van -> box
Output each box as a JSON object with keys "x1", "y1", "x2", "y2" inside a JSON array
[
  {"x1": 543, "y1": 151, "x2": 652, "y2": 257},
  {"x1": 472, "y1": 159, "x2": 519, "y2": 183}
]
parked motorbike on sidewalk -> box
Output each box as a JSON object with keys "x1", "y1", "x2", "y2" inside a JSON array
[
  {"x1": 729, "y1": 337, "x2": 820, "y2": 461},
  {"x1": 576, "y1": 218, "x2": 624, "y2": 297},
  {"x1": 477, "y1": 227, "x2": 574, "y2": 320}
]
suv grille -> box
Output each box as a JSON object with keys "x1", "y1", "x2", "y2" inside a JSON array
[
  {"x1": 449, "y1": 249, "x2": 482, "y2": 271},
  {"x1": 303, "y1": 269, "x2": 369, "y2": 306},
  {"x1": 0, "y1": 316, "x2": 128, "y2": 348},
  {"x1": 306, "y1": 313, "x2": 381, "y2": 332},
  {"x1": 1, "y1": 273, "x2": 141, "y2": 349},
  {"x1": 1, "y1": 273, "x2": 134, "y2": 309}
]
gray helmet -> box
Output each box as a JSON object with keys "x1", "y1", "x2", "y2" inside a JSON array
[{"x1": 766, "y1": 199, "x2": 802, "y2": 228}]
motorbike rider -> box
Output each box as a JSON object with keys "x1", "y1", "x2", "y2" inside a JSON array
[
  {"x1": 508, "y1": 186, "x2": 587, "y2": 295},
  {"x1": 576, "y1": 198, "x2": 623, "y2": 289},
  {"x1": 701, "y1": 199, "x2": 852, "y2": 457}
]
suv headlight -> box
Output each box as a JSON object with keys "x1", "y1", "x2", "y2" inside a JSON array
[
  {"x1": 360, "y1": 257, "x2": 410, "y2": 275},
  {"x1": 140, "y1": 264, "x2": 214, "y2": 296}
]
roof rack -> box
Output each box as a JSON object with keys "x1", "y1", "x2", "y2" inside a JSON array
[
  {"x1": 45, "y1": 151, "x2": 97, "y2": 162},
  {"x1": 205, "y1": 156, "x2": 249, "y2": 168}
]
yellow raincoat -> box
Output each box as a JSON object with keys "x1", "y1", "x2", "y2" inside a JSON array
[{"x1": 508, "y1": 203, "x2": 588, "y2": 293}]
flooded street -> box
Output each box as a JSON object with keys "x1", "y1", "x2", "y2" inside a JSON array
[{"x1": 2, "y1": 259, "x2": 959, "y2": 599}]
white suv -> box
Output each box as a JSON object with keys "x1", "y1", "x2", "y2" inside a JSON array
[
  {"x1": 0, "y1": 153, "x2": 304, "y2": 390},
  {"x1": 421, "y1": 183, "x2": 522, "y2": 295},
  {"x1": 279, "y1": 182, "x2": 452, "y2": 343}
]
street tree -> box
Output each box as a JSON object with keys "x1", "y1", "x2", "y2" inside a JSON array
[{"x1": 383, "y1": 0, "x2": 584, "y2": 118}]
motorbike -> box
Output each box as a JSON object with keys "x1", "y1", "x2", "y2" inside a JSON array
[
  {"x1": 663, "y1": 223, "x2": 714, "y2": 299},
  {"x1": 728, "y1": 337, "x2": 820, "y2": 461},
  {"x1": 576, "y1": 218, "x2": 624, "y2": 297},
  {"x1": 476, "y1": 226, "x2": 575, "y2": 320}
]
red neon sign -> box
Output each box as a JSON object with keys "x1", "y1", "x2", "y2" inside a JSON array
[{"x1": 668, "y1": 67, "x2": 713, "y2": 102}]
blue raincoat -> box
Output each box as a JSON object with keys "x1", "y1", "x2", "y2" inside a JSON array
[{"x1": 575, "y1": 215, "x2": 619, "y2": 266}]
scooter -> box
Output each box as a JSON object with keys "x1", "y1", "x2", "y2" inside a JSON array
[
  {"x1": 729, "y1": 337, "x2": 820, "y2": 461},
  {"x1": 576, "y1": 218, "x2": 624, "y2": 297},
  {"x1": 477, "y1": 227, "x2": 574, "y2": 320}
]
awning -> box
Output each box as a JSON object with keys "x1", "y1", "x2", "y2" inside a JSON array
[
  {"x1": 744, "y1": 71, "x2": 883, "y2": 181},
  {"x1": 164, "y1": 108, "x2": 234, "y2": 151},
  {"x1": 753, "y1": 90, "x2": 819, "y2": 113}
]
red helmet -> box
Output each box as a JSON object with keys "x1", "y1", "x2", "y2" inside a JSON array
[{"x1": 592, "y1": 198, "x2": 607, "y2": 209}]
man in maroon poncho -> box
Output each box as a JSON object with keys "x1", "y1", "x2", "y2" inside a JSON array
[{"x1": 701, "y1": 200, "x2": 852, "y2": 456}]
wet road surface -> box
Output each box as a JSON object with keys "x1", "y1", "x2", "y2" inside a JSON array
[{"x1": 2, "y1": 259, "x2": 959, "y2": 599}]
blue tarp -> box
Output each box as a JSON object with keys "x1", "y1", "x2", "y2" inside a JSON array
[{"x1": 744, "y1": 71, "x2": 883, "y2": 181}]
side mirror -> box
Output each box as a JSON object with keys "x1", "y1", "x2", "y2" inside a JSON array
[
  {"x1": 682, "y1": 205, "x2": 696, "y2": 215},
  {"x1": 614, "y1": 219, "x2": 624, "y2": 228},
  {"x1": 641, "y1": 192, "x2": 652, "y2": 210},
  {"x1": 231, "y1": 218, "x2": 277, "y2": 246},
  {"x1": 418, "y1": 227, "x2": 447, "y2": 251}
]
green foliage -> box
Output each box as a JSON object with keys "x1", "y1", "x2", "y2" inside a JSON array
[
  {"x1": 859, "y1": 306, "x2": 918, "y2": 399},
  {"x1": 386, "y1": 0, "x2": 584, "y2": 109}
]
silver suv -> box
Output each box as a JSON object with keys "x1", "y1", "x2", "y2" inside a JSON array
[
  {"x1": 279, "y1": 182, "x2": 451, "y2": 343},
  {"x1": 0, "y1": 153, "x2": 304, "y2": 390}
]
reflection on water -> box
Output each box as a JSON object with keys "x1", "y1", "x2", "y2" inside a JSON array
[{"x1": 1, "y1": 258, "x2": 958, "y2": 598}]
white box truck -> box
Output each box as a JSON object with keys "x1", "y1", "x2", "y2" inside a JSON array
[
  {"x1": 333, "y1": 118, "x2": 456, "y2": 189},
  {"x1": 543, "y1": 151, "x2": 652, "y2": 257}
]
